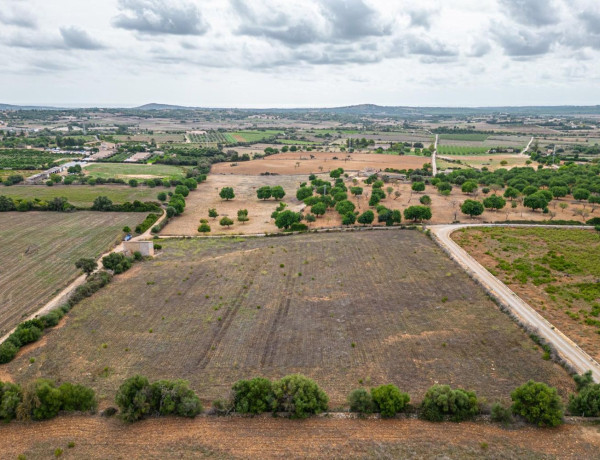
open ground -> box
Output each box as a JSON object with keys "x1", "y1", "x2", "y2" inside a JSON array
[
  {"x1": 1, "y1": 415, "x2": 600, "y2": 459},
  {"x1": 0, "y1": 212, "x2": 143, "y2": 336},
  {"x1": 3, "y1": 231, "x2": 573, "y2": 408},
  {"x1": 437, "y1": 153, "x2": 533, "y2": 171},
  {"x1": 161, "y1": 173, "x2": 595, "y2": 236},
  {"x1": 0, "y1": 184, "x2": 159, "y2": 207},
  {"x1": 84, "y1": 163, "x2": 186, "y2": 180},
  {"x1": 454, "y1": 227, "x2": 600, "y2": 361},
  {"x1": 211, "y1": 151, "x2": 429, "y2": 176}
]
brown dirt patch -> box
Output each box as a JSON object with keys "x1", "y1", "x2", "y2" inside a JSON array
[
  {"x1": 6, "y1": 232, "x2": 573, "y2": 408},
  {"x1": 1, "y1": 416, "x2": 600, "y2": 459},
  {"x1": 211, "y1": 151, "x2": 428, "y2": 176}
]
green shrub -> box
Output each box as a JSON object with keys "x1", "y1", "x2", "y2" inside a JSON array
[
  {"x1": 232, "y1": 377, "x2": 274, "y2": 414},
  {"x1": 0, "y1": 381, "x2": 21, "y2": 421},
  {"x1": 490, "y1": 402, "x2": 513, "y2": 424},
  {"x1": 348, "y1": 388, "x2": 375, "y2": 414},
  {"x1": 115, "y1": 375, "x2": 151, "y2": 422},
  {"x1": 568, "y1": 383, "x2": 600, "y2": 417},
  {"x1": 272, "y1": 374, "x2": 329, "y2": 418},
  {"x1": 421, "y1": 384, "x2": 479, "y2": 422},
  {"x1": 370, "y1": 384, "x2": 410, "y2": 417},
  {"x1": 58, "y1": 383, "x2": 97, "y2": 412},
  {"x1": 148, "y1": 380, "x2": 203, "y2": 417},
  {"x1": 511, "y1": 380, "x2": 563, "y2": 427},
  {"x1": 0, "y1": 342, "x2": 18, "y2": 364}
]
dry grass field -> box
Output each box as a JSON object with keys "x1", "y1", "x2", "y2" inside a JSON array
[
  {"x1": 4, "y1": 231, "x2": 573, "y2": 407},
  {"x1": 437, "y1": 153, "x2": 533, "y2": 171},
  {"x1": 2, "y1": 415, "x2": 600, "y2": 459},
  {"x1": 162, "y1": 173, "x2": 595, "y2": 236},
  {"x1": 0, "y1": 212, "x2": 143, "y2": 335},
  {"x1": 211, "y1": 151, "x2": 429, "y2": 175},
  {"x1": 454, "y1": 227, "x2": 600, "y2": 361}
]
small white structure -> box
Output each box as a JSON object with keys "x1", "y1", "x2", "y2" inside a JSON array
[{"x1": 123, "y1": 241, "x2": 154, "y2": 257}]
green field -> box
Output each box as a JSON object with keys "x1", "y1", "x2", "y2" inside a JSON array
[
  {"x1": 85, "y1": 163, "x2": 186, "y2": 179},
  {"x1": 439, "y1": 133, "x2": 489, "y2": 141},
  {"x1": 278, "y1": 139, "x2": 318, "y2": 145},
  {"x1": 0, "y1": 149, "x2": 81, "y2": 169},
  {"x1": 230, "y1": 130, "x2": 282, "y2": 143},
  {"x1": 438, "y1": 145, "x2": 490, "y2": 155},
  {"x1": 0, "y1": 184, "x2": 159, "y2": 207},
  {"x1": 0, "y1": 212, "x2": 144, "y2": 335}
]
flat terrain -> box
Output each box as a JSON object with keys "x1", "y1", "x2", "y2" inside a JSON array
[
  {"x1": 454, "y1": 227, "x2": 600, "y2": 361},
  {"x1": 161, "y1": 174, "x2": 305, "y2": 235},
  {"x1": 0, "y1": 184, "x2": 160, "y2": 207},
  {"x1": 211, "y1": 151, "x2": 428, "y2": 175},
  {"x1": 1, "y1": 415, "x2": 600, "y2": 459},
  {"x1": 163, "y1": 173, "x2": 596, "y2": 236},
  {"x1": 437, "y1": 153, "x2": 533, "y2": 171},
  {"x1": 4, "y1": 231, "x2": 573, "y2": 407},
  {"x1": 0, "y1": 212, "x2": 144, "y2": 335},
  {"x1": 84, "y1": 163, "x2": 186, "y2": 179}
]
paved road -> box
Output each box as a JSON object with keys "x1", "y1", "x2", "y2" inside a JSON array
[
  {"x1": 431, "y1": 134, "x2": 438, "y2": 176},
  {"x1": 429, "y1": 223, "x2": 600, "y2": 381}
]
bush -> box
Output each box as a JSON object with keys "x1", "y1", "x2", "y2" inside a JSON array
[
  {"x1": 22, "y1": 379, "x2": 62, "y2": 421},
  {"x1": 0, "y1": 382, "x2": 21, "y2": 421},
  {"x1": 198, "y1": 223, "x2": 211, "y2": 233},
  {"x1": 115, "y1": 375, "x2": 151, "y2": 422},
  {"x1": 569, "y1": 384, "x2": 600, "y2": 417},
  {"x1": 491, "y1": 402, "x2": 513, "y2": 424},
  {"x1": 232, "y1": 377, "x2": 274, "y2": 414},
  {"x1": 0, "y1": 342, "x2": 18, "y2": 364},
  {"x1": 58, "y1": 383, "x2": 97, "y2": 412},
  {"x1": 148, "y1": 380, "x2": 203, "y2": 417},
  {"x1": 272, "y1": 374, "x2": 329, "y2": 418},
  {"x1": 370, "y1": 384, "x2": 410, "y2": 418},
  {"x1": 511, "y1": 380, "x2": 563, "y2": 427},
  {"x1": 348, "y1": 388, "x2": 375, "y2": 414},
  {"x1": 421, "y1": 384, "x2": 479, "y2": 422},
  {"x1": 116, "y1": 375, "x2": 202, "y2": 422}
]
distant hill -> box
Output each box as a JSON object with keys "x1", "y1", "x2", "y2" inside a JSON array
[
  {"x1": 2, "y1": 102, "x2": 600, "y2": 117},
  {"x1": 134, "y1": 103, "x2": 198, "y2": 110}
]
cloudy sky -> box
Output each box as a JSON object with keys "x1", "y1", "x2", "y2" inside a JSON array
[{"x1": 2, "y1": 0, "x2": 600, "y2": 108}]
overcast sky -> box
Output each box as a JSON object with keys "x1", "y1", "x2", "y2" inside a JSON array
[{"x1": 2, "y1": 0, "x2": 600, "y2": 108}]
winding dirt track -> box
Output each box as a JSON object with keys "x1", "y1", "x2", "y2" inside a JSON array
[{"x1": 429, "y1": 223, "x2": 600, "y2": 381}]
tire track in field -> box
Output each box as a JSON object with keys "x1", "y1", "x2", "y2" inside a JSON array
[
  {"x1": 197, "y1": 266, "x2": 256, "y2": 369},
  {"x1": 260, "y1": 272, "x2": 297, "y2": 368}
]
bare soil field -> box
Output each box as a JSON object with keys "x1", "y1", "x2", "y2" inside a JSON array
[
  {"x1": 438, "y1": 153, "x2": 533, "y2": 171},
  {"x1": 163, "y1": 173, "x2": 595, "y2": 236},
  {"x1": 2, "y1": 415, "x2": 600, "y2": 459},
  {"x1": 0, "y1": 212, "x2": 143, "y2": 336},
  {"x1": 4, "y1": 231, "x2": 573, "y2": 407},
  {"x1": 211, "y1": 151, "x2": 429, "y2": 176},
  {"x1": 453, "y1": 227, "x2": 600, "y2": 361}
]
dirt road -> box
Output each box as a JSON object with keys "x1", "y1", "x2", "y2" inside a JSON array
[
  {"x1": 0, "y1": 211, "x2": 166, "y2": 345},
  {"x1": 429, "y1": 223, "x2": 600, "y2": 381}
]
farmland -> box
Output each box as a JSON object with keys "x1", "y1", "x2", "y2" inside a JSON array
[
  {"x1": 439, "y1": 133, "x2": 489, "y2": 142},
  {"x1": 4, "y1": 231, "x2": 573, "y2": 407},
  {"x1": 454, "y1": 227, "x2": 600, "y2": 361},
  {"x1": 2, "y1": 416, "x2": 600, "y2": 459},
  {"x1": 0, "y1": 149, "x2": 80, "y2": 169},
  {"x1": 0, "y1": 212, "x2": 143, "y2": 336},
  {"x1": 0, "y1": 184, "x2": 159, "y2": 207},
  {"x1": 210, "y1": 151, "x2": 429, "y2": 175},
  {"x1": 187, "y1": 131, "x2": 236, "y2": 145},
  {"x1": 84, "y1": 163, "x2": 186, "y2": 180},
  {"x1": 436, "y1": 153, "x2": 533, "y2": 171},
  {"x1": 437, "y1": 145, "x2": 492, "y2": 155}
]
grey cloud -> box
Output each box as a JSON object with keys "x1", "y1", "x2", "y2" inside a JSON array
[
  {"x1": 0, "y1": 8, "x2": 37, "y2": 29},
  {"x1": 498, "y1": 0, "x2": 561, "y2": 27},
  {"x1": 492, "y1": 28, "x2": 555, "y2": 56},
  {"x1": 406, "y1": 37, "x2": 458, "y2": 57},
  {"x1": 320, "y1": 0, "x2": 392, "y2": 40},
  {"x1": 5, "y1": 33, "x2": 65, "y2": 50},
  {"x1": 468, "y1": 41, "x2": 492, "y2": 57},
  {"x1": 60, "y1": 27, "x2": 105, "y2": 50},
  {"x1": 408, "y1": 9, "x2": 432, "y2": 29},
  {"x1": 113, "y1": 0, "x2": 208, "y2": 36},
  {"x1": 232, "y1": 0, "x2": 392, "y2": 46}
]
